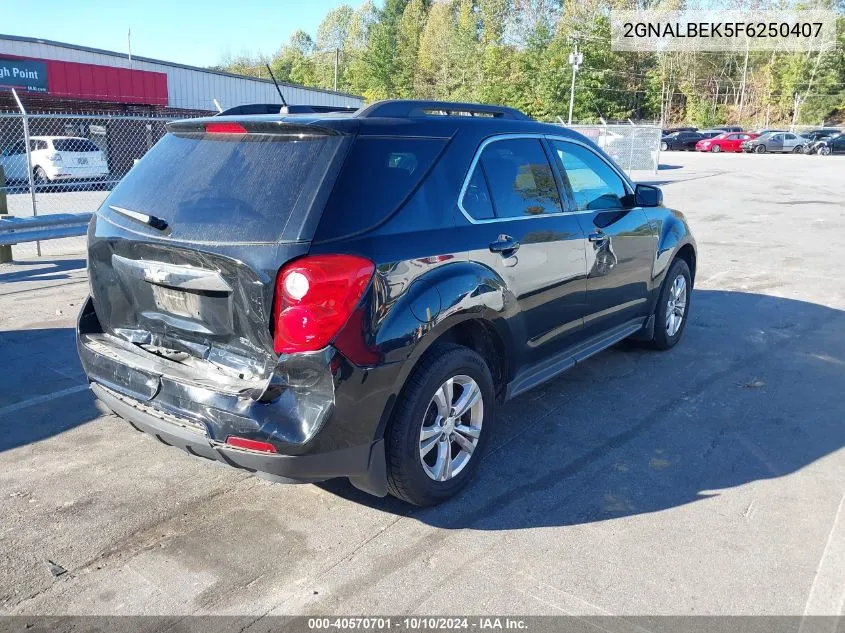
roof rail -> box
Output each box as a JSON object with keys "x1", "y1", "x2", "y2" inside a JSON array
[{"x1": 357, "y1": 100, "x2": 529, "y2": 120}]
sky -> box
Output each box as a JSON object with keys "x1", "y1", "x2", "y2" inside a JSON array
[{"x1": 0, "y1": 0, "x2": 369, "y2": 68}]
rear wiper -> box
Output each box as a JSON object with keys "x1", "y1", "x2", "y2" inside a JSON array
[{"x1": 108, "y1": 205, "x2": 169, "y2": 231}]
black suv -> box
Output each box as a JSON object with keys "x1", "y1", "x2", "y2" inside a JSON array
[{"x1": 77, "y1": 100, "x2": 696, "y2": 506}]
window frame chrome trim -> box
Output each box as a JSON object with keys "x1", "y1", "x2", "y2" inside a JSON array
[{"x1": 456, "y1": 133, "x2": 635, "y2": 225}]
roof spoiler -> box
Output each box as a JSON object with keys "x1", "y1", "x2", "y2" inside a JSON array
[
  {"x1": 357, "y1": 100, "x2": 530, "y2": 120},
  {"x1": 216, "y1": 104, "x2": 359, "y2": 116}
]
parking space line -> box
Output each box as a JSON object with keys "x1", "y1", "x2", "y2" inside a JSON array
[
  {"x1": 0, "y1": 384, "x2": 88, "y2": 416},
  {"x1": 799, "y1": 490, "x2": 845, "y2": 629}
]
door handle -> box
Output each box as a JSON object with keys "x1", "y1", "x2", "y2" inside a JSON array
[
  {"x1": 588, "y1": 231, "x2": 608, "y2": 244},
  {"x1": 489, "y1": 235, "x2": 520, "y2": 256}
]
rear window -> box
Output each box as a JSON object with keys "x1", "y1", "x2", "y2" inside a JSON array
[
  {"x1": 53, "y1": 138, "x2": 101, "y2": 153},
  {"x1": 101, "y1": 131, "x2": 345, "y2": 244},
  {"x1": 314, "y1": 137, "x2": 446, "y2": 241}
]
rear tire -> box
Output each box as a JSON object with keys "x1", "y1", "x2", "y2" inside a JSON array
[
  {"x1": 647, "y1": 258, "x2": 691, "y2": 351},
  {"x1": 386, "y1": 344, "x2": 495, "y2": 506}
]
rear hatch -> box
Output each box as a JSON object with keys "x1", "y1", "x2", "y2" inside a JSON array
[
  {"x1": 86, "y1": 118, "x2": 351, "y2": 386},
  {"x1": 53, "y1": 137, "x2": 108, "y2": 173}
]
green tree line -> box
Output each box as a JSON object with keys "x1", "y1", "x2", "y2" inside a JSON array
[{"x1": 215, "y1": 0, "x2": 845, "y2": 126}]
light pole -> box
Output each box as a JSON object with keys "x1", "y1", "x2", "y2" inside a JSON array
[{"x1": 567, "y1": 42, "x2": 583, "y2": 125}]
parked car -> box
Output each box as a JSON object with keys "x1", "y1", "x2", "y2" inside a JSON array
[
  {"x1": 662, "y1": 126, "x2": 697, "y2": 137},
  {"x1": 752, "y1": 129, "x2": 787, "y2": 136},
  {"x1": 77, "y1": 100, "x2": 697, "y2": 506},
  {"x1": 697, "y1": 130, "x2": 725, "y2": 139},
  {"x1": 713, "y1": 126, "x2": 744, "y2": 133},
  {"x1": 0, "y1": 136, "x2": 109, "y2": 184},
  {"x1": 741, "y1": 131, "x2": 809, "y2": 153},
  {"x1": 803, "y1": 132, "x2": 840, "y2": 154},
  {"x1": 801, "y1": 129, "x2": 842, "y2": 141},
  {"x1": 816, "y1": 133, "x2": 845, "y2": 155},
  {"x1": 661, "y1": 131, "x2": 703, "y2": 151},
  {"x1": 695, "y1": 132, "x2": 759, "y2": 153}
]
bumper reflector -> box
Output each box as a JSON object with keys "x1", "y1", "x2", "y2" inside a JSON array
[{"x1": 225, "y1": 436, "x2": 278, "y2": 453}]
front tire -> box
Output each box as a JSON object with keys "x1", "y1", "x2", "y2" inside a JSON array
[
  {"x1": 819, "y1": 146, "x2": 831, "y2": 156},
  {"x1": 792, "y1": 145, "x2": 803, "y2": 154},
  {"x1": 386, "y1": 344, "x2": 495, "y2": 506},
  {"x1": 755, "y1": 145, "x2": 767, "y2": 154},
  {"x1": 660, "y1": 141, "x2": 669, "y2": 151},
  {"x1": 710, "y1": 145, "x2": 721, "y2": 153},
  {"x1": 648, "y1": 259, "x2": 692, "y2": 351}
]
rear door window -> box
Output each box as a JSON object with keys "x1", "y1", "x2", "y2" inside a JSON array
[
  {"x1": 102, "y1": 130, "x2": 346, "y2": 244},
  {"x1": 315, "y1": 137, "x2": 446, "y2": 240},
  {"x1": 468, "y1": 138, "x2": 563, "y2": 219}
]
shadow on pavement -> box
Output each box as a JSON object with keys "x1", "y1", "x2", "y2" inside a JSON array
[
  {"x1": 321, "y1": 289, "x2": 845, "y2": 528},
  {"x1": 0, "y1": 258, "x2": 86, "y2": 284},
  {"x1": 0, "y1": 326, "x2": 97, "y2": 452}
]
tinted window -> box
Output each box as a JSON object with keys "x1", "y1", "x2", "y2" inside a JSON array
[
  {"x1": 784, "y1": 133, "x2": 797, "y2": 140},
  {"x1": 475, "y1": 138, "x2": 562, "y2": 218},
  {"x1": 53, "y1": 138, "x2": 102, "y2": 153},
  {"x1": 104, "y1": 131, "x2": 345, "y2": 244},
  {"x1": 552, "y1": 141, "x2": 628, "y2": 211},
  {"x1": 462, "y1": 164, "x2": 495, "y2": 220},
  {"x1": 316, "y1": 137, "x2": 445, "y2": 240}
]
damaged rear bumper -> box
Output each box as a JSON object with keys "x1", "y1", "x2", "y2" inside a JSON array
[
  {"x1": 90, "y1": 382, "x2": 385, "y2": 493},
  {"x1": 77, "y1": 297, "x2": 389, "y2": 496}
]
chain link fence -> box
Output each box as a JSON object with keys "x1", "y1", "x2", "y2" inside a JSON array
[{"x1": 565, "y1": 124, "x2": 662, "y2": 173}]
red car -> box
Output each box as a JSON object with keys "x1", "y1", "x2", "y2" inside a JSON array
[{"x1": 696, "y1": 132, "x2": 758, "y2": 153}]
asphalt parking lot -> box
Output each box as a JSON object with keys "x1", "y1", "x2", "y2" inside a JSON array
[{"x1": 1, "y1": 151, "x2": 844, "y2": 619}]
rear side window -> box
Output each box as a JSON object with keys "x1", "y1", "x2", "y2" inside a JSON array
[
  {"x1": 103, "y1": 131, "x2": 346, "y2": 244},
  {"x1": 315, "y1": 137, "x2": 446, "y2": 241},
  {"x1": 53, "y1": 138, "x2": 101, "y2": 152},
  {"x1": 462, "y1": 138, "x2": 562, "y2": 220}
]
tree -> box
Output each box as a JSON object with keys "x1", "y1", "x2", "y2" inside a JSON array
[
  {"x1": 315, "y1": 5, "x2": 355, "y2": 90},
  {"x1": 395, "y1": 0, "x2": 429, "y2": 98},
  {"x1": 416, "y1": 0, "x2": 455, "y2": 99}
]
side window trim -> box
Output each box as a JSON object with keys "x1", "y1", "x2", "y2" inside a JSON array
[{"x1": 458, "y1": 133, "x2": 627, "y2": 224}]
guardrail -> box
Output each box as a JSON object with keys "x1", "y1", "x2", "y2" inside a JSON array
[{"x1": 0, "y1": 212, "x2": 92, "y2": 247}]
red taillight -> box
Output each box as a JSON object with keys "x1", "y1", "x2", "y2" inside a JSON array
[
  {"x1": 225, "y1": 436, "x2": 278, "y2": 453},
  {"x1": 205, "y1": 122, "x2": 247, "y2": 134},
  {"x1": 272, "y1": 255, "x2": 375, "y2": 355}
]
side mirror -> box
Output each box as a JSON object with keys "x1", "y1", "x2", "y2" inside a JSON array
[{"x1": 634, "y1": 183, "x2": 663, "y2": 207}]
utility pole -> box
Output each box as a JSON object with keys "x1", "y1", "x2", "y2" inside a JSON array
[
  {"x1": 567, "y1": 40, "x2": 583, "y2": 125},
  {"x1": 127, "y1": 28, "x2": 132, "y2": 68},
  {"x1": 791, "y1": 93, "x2": 803, "y2": 130},
  {"x1": 334, "y1": 48, "x2": 339, "y2": 91}
]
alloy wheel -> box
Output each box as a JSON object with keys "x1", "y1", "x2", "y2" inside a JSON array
[
  {"x1": 665, "y1": 274, "x2": 687, "y2": 337},
  {"x1": 419, "y1": 375, "x2": 483, "y2": 482}
]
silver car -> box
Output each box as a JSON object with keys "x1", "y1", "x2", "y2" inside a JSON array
[{"x1": 742, "y1": 132, "x2": 809, "y2": 154}]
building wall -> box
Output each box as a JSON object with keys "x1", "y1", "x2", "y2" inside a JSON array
[{"x1": 0, "y1": 35, "x2": 363, "y2": 112}]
